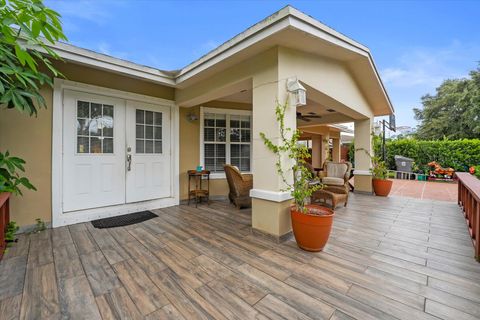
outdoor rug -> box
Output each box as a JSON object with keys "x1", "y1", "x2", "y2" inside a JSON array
[{"x1": 91, "y1": 211, "x2": 158, "y2": 229}]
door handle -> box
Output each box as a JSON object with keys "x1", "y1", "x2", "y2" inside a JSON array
[{"x1": 126, "y1": 154, "x2": 132, "y2": 171}]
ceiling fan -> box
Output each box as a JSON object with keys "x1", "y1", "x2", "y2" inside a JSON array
[{"x1": 296, "y1": 112, "x2": 322, "y2": 122}]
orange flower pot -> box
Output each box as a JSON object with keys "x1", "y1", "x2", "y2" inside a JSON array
[
  {"x1": 372, "y1": 178, "x2": 393, "y2": 196},
  {"x1": 290, "y1": 204, "x2": 334, "y2": 252}
]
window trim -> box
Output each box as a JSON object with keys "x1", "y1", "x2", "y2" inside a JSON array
[{"x1": 200, "y1": 107, "x2": 252, "y2": 179}]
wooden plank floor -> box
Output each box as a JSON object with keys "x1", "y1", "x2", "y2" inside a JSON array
[{"x1": 1, "y1": 193, "x2": 480, "y2": 319}]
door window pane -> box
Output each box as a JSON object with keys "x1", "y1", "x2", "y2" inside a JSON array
[
  {"x1": 145, "y1": 140, "x2": 154, "y2": 153},
  {"x1": 90, "y1": 137, "x2": 102, "y2": 153},
  {"x1": 77, "y1": 137, "x2": 89, "y2": 153},
  {"x1": 77, "y1": 101, "x2": 89, "y2": 118},
  {"x1": 136, "y1": 125, "x2": 144, "y2": 139},
  {"x1": 136, "y1": 139, "x2": 144, "y2": 153},
  {"x1": 76, "y1": 101, "x2": 114, "y2": 154},
  {"x1": 103, "y1": 138, "x2": 114, "y2": 153},
  {"x1": 135, "y1": 109, "x2": 163, "y2": 154},
  {"x1": 136, "y1": 110, "x2": 144, "y2": 124}
]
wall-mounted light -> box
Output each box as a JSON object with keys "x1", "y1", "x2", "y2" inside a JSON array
[
  {"x1": 186, "y1": 112, "x2": 198, "y2": 122},
  {"x1": 287, "y1": 78, "x2": 307, "y2": 106}
]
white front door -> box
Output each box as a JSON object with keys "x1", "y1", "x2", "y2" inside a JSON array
[
  {"x1": 62, "y1": 90, "x2": 172, "y2": 213},
  {"x1": 63, "y1": 90, "x2": 126, "y2": 212},
  {"x1": 126, "y1": 101, "x2": 171, "y2": 203}
]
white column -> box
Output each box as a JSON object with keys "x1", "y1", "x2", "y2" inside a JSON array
[
  {"x1": 250, "y1": 73, "x2": 297, "y2": 240},
  {"x1": 354, "y1": 117, "x2": 373, "y2": 193}
]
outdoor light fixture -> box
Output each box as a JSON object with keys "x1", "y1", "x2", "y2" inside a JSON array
[
  {"x1": 287, "y1": 78, "x2": 307, "y2": 106},
  {"x1": 186, "y1": 112, "x2": 198, "y2": 122}
]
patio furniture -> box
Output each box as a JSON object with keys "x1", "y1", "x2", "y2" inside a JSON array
[
  {"x1": 319, "y1": 161, "x2": 352, "y2": 194},
  {"x1": 224, "y1": 164, "x2": 253, "y2": 209},
  {"x1": 311, "y1": 187, "x2": 348, "y2": 209},
  {"x1": 187, "y1": 170, "x2": 210, "y2": 207}
]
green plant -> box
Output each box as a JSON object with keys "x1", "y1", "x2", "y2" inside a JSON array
[
  {"x1": 0, "y1": 151, "x2": 36, "y2": 195},
  {"x1": 5, "y1": 221, "x2": 19, "y2": 246},
  {"x1": 470, "y1": 166, "x2": 480, "y2": 179},
  {"x1": 357, "y1": 149, "x2": 389, "y2": 180},
  {"x1": 370, "y1": 154, "x2": 388, "y2": 180},
  {"x1": 1, "y1": 0, "x2": 67, "y2": 115},
  {"x1": 260, "y1": 100, "x2": 321, "y2": 213},
  {"x1": 31, "y1": 218, "x2": 46, "y2": 233},
  {"x1": 0, "y1": 0, "x2": 66, "y2": 196}
]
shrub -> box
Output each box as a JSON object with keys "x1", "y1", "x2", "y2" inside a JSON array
[
  {"x1": 385, "y1": 139, "x2": 480, "y2": 172},
  {"x1": 348, "y1": 138, "x2": 480, "y2": 172}
]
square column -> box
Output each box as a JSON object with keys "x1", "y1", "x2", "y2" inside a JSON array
[
  {"x1": 332, "y1": 138, "x2": 341, "y2": 162},
  {"x1": 354, "y1": 117, "x2": 373, "y2": 193},
  {"x1": 250, "y1": 74, "x2": 296, "y2": 241},
  {"x1": 311, "y1": 135, "x2": 322, "y2": 168},
  {"x1": 320, "y1": 134, "x2": 330, "y2": 165}
]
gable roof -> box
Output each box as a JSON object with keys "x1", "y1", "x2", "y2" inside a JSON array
[{"x1": 48, "y1": 5, "x2": 393, "y2": 115}]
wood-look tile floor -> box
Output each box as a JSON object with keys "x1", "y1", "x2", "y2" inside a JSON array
[{"x1": 1, "y1": 194, "x2": 480, "y2": 320}]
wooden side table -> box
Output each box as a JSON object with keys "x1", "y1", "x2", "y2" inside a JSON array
[{"x1": 187, "y1": 170, "x2": 210, "y2": 207}]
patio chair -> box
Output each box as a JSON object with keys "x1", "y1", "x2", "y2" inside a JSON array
[
  {"x1": 319, "y1": 161, "x2": 352, "y2": 198},
  {"x1": 223, "y1": 164, "x2": 253, "y2": 209}
]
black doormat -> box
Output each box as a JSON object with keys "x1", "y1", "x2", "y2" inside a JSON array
[{"x1": 91, "y1": 211, "x2": 158, "y2": 229}]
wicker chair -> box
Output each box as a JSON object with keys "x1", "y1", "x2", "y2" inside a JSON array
[
  {"x1": 318, "y1": 161, "x2": 352, "y2": 205},
  {"x1": 223, "y1": 164, "x2": 253, "y2": 209}
]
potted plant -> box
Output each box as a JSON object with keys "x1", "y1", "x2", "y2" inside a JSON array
[
  {"x1": 371, "y1": 155, "x2": 393, "y2": 196},
  {"x1": 357, "y1": 147, "x2": 392, "y2": 196},
  {"x1": 260, "y1": 100, "x2": 334, "y2": 252}
]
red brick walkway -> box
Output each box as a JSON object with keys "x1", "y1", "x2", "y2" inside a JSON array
[{"x1": 389, "y1": 179, "x2": 457, "y2": 202}]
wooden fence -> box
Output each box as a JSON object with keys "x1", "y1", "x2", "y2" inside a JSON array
[{"x1": 457, "y1": 172, "x2": 480, "y2": 261}]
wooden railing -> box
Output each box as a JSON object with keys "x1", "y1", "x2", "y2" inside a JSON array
[
  {"x1": 457, "y1": 172, "x2": 480, "y2": 261},
  {"x1": 0, "y1": 192, "x2": 10, "y2": 261}
]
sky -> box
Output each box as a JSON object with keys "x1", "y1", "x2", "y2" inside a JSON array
[{"x1": 45, "y1": 0, "x2": 480, "y2": 128}]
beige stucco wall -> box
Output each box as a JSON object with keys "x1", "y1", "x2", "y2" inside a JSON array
[
  {"x1": 178, "y1": 101, "x2": 251, "y2": 201},
  {"x1": 278, "y1": 47, "x2": 373, "y2": 120},
  {"x1": 0, "y1": 87, "x2": 53, "y2": 228},
  {"x1": 0, "y1": 62, "x2": 175, "y2": 227}
]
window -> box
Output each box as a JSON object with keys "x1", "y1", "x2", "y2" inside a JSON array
[
  {"x1": 201, "y1": 107, "x2": 252, "y2": 174},
  {"x1": 135, "y1": 109, "x2": 163, "y2": 154},
  {"x1": 76, "y1": 100, "x2": 114, "y2": 154}
]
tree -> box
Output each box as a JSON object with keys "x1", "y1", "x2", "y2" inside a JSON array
[
  {"x1": 0, "y1": 0, "x2": 66, "y2": 194},
  {"x1": 413, "y1": 66, "x2": 480, "y2": 140}
]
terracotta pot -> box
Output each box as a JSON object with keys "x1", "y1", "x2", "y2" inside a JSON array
[
  {"x1": 290, "y1": 204, "x2": 334, "y2": 252},
  {"x1": 372, "y1": 178, "x2": 393, "y2": 196}
]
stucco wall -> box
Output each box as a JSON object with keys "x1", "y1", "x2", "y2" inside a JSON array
[
  {"x1": 278, "y1": 47, "x2": 373, "y2": 119},
  {"x1": 0, "y1": 62, "x2": 175, "y2": 227},
  {"x1": 0, "y1": 87, "x2": 53, "y2": 228},
  {"x1": 179, "y1": 101, "x2": 252, "y2": 201}
]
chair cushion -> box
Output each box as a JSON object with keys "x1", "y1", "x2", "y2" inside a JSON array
[
  {"x1": 326, "y1": 163, "x2": 348, "y2": 179},
  {"x1": 322, "y1": 176, "x2": 345, "y2": 186}
]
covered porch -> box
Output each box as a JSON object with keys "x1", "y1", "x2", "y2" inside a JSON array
[{"x1": 1, "y1": 194, "x2": 478, "y2": 319}]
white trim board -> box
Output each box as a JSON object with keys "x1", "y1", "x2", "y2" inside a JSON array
[
  {"x1": 52, "y1": 79, "x2": 179, "y2": 227},
  {"x1": 353, "y1": 170, "x2": 372, "y2": 176},
  {"x1": 250, "y1": 189, "x2": 293, "y2": 202}
]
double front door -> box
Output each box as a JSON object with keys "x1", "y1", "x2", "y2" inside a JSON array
[{"x1": 62, "y1": 90, "x2": 171, "y2": 212}]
